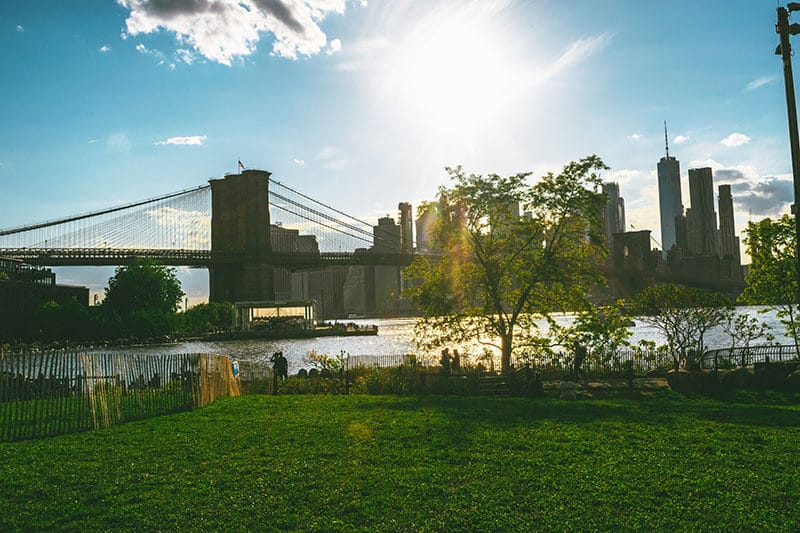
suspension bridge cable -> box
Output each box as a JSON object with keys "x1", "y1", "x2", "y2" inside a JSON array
[
  {"x1": 269, "y1": 203, "x2": 374, "y2": 245},
  {"x1": 0, "y1": 185, "x2": 210, "y2": 236},
  {"x1": 269, "y1": 181, "x2": 407, "y2": 248}
]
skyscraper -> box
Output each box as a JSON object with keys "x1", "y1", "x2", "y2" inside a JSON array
[
  {"x1": 717, "y1": 184, "x2": 740, "y2": 265},
  {"x1": 398, "y1": 202, "x2": 413, "y2": 254},
  {"x1": 415, "y1": 204, "x2": 440, "y2": 254},
  {"x1": 657, "y1": 123, "x2": 683, "y2": 254},
  {"x1": 601, "y1": 182, "x2": 626, "y2": 249},
  {"x1": 373, "y1": 216, "x2": 401, "y2": 252},
  {"x1": 686, "y1": 167, "x2": 719, "y2": 256}
]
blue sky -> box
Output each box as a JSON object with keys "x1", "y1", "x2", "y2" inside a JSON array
[{"x1": 0, "y1": 1, "x2": 795, "y2": 301}]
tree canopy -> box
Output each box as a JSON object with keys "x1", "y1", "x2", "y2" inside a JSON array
[
  {"x1": 739, "y1": 214, "x2": 800, "y2": 351},
  {"x1": 632, "y1": 284, "x2": 733, "y2": 370},
  {"x1": 404, "y1": 156, "x2": 609, "y2": 372},
  {"x1": 103, "y1": 259, "x2": 184, "y2": 317},
  {"x1": 100, "y1": 259, "x2": 184, "y2": 338}
]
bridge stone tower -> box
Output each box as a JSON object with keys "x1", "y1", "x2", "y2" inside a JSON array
[{"x1": 209, "y1": 169, "x2": 275, "y2": 303}]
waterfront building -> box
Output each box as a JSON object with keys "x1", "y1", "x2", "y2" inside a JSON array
[{"x1": 0, "y1": 258, "x2": 89, "y2": 337}]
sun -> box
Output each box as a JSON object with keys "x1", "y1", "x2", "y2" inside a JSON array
[{"x1": 374, "y1": 3, "x2": 529, "y2": 141}]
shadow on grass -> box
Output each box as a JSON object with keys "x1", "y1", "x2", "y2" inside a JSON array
[{"x1": 345, "y1": 393, "x2": 800, "y2": 429}]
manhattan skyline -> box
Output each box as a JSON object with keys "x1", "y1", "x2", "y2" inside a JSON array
[{"x1": 0, "y1": 1, "x2": 794, "y2": 300}]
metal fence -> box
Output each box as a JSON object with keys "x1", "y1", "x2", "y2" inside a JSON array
[
  {"x1": 702, "y1": 345, "x2": 799, "y2": 370},
  {"x1": 339, "y1": 349, "x2": 670, "y2": 379},
  {"x1": 0, "y1": 351, "x2": 240, "y2": 442}
]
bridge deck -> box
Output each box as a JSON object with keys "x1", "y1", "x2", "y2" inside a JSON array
[{"x1": 0, "y1": 248, "x2": 418, "y2": 268}]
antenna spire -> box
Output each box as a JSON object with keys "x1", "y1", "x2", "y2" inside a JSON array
[{"x1": 664, "y1": 120, "x2": 670, "y2": 158}]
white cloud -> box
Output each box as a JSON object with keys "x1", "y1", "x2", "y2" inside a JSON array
[
  {"x1": 720, "y1": 133, "x2": 751, "y2": 147},
  {"x1": 745, "y1": 76, "x2": 776, "y2": 92},
  {"x1": 673, "y1": 135, "x2": 690, "y2": 144},
  {"x1": 135, "y1": 43, "x2": 149, "y2": 54},
  {"x1": 327, "y1": 38, "x2": 342, "y2": 55},
  {"x1": 609, "y1": 169, "x2": 648, "y2": 186},
  {"x1": 16, "y1": 25, "x2": 23, "y2": 32},
  {"x1": 99, "y1": 45, "x2": 111, "y2": 53},
  {"x1": 154, "y1": 135, "x2": 207, "y2": 146},
  {"x1": 293, "y1": 158, "x2": 306, "y2": 166},
  {"x1": 543, "y1": 33, "x2": 614, "y2": 80},
  {"x1": 87, "y1": 138, "x2": 104, "y2": 144},
  {"x1": 176, "y1": 49, "x2": 194, "y2": 65},
  {"x1": 117, "y1": 0, "x2": 362, "y2": 66},
  {"x1": 627, "y1": 133, "x2": 642, "y2": 141}
]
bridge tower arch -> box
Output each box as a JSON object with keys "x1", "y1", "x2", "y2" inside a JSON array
[{"x1": 208, "y1": 169, "x2": 275, "y2": 302}]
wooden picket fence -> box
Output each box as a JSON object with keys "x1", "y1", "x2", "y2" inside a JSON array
[{"x1": 0, "y1": 351, "x2": 240, "y2": 442}]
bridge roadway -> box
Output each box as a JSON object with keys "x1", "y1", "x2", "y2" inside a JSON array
[{"x1": 0, "y1": 248, "x2": 419, "y2": 268}]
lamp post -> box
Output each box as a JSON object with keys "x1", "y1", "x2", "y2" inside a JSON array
[{"x1": 776, "y1": 3, "x2": 800, "y2": 299}]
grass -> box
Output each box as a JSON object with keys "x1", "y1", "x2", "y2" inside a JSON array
[{"x1": 0, "y1": 392, "x2": 798, "y2": 531}]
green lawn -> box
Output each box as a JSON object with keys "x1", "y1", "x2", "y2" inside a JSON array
[{"x1": 0, "y1": 393, "x2": 798, "y2": 531}]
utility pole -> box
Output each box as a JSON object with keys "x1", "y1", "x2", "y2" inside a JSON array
[{"x1": 776, "y1": 3, "x2": 800, "y2": 299}]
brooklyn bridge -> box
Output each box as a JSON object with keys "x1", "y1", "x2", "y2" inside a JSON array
[{"x1": 0, "y1": 169, "x2": 417, "y2": 303}]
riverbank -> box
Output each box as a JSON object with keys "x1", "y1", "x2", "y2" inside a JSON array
[
  {"x1": 1, "y1": 394, "x2": 797, "y2": 531},
  {"x1": 204, "y1": 323, "x2": 378, "y2": 341},
  {"x1": 0, "y1": 323, "x2": 378, "y2": 354}
]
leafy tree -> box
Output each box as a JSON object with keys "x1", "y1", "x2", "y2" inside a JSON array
[
  {"x1": 35, "y1": 298, "x2": 95, "y2": 341},
  {"x1": 102, "y1": 259, "x2": 183, "y2": 337},
  {"x1": 739, "y1": 214, "x2": 800, "y2": 352},
  {"x1": 718, "y1": 313, "x2": 775, "y2": 367},
  {"x1": 632, "y1": 284, "x2": 733, "y2": 370},
  {"x1": 181, "y1": 302, "x2": 237, "y2": 334},
  {"x1": 559, "y1": 301, "x2": 633, "y2": 360},
  {"x1": 404, "y1": 156, "x2": 608, "y2": 373}
]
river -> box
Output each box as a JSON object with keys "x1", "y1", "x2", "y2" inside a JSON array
[{"x1": 84, "y1": 306, "x2": 794, "y2": 374}]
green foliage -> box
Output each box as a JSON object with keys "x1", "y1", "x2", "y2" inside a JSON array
[
  {"x1": 0, "y1": 271, "x2": 7, "y2": 281},
  {"x1": 103, "y1": 258, "x2": 184, "y2": 317},
  {"x1": 100, "y1": 259, "x2": 183, "y2": 338},
  {"x1": 740, "y1": 215, "x2": 800, "y2": 350},
  {"x1": 633, "y1": 284, "x2": 734, "y2": 370},
  {"x1": 33, "y1": 298, "x2": 95, "y2": 341},
  {"x1": 304, "y1": 350, "x2": 346, "y2": 372},
  {"x1": 180, "y1": 301, "x2": 236, "y2": 335},
  {"x1": 405, "y1": 156, "x2": 609, "y2": 372},
  {"x1": 0, "y1": 395, "x2": 798, "y2": 531},
  {"x1": 720, "y1": 313, "x2": 775, "y2": 352},
  {"x1": 559, "y1": 301, "x2": 633, "y2": 356}
]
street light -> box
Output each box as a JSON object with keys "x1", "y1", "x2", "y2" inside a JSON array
[{"x1": 776, "y1": 3, "x2": 800, "y2": 299}]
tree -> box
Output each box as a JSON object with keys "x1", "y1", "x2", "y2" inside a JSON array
[
  {"x1": 102, "y1": 259, "x2": 184, "y2": 337},
  {"x1": 632, "y1": 284, "x2": 733, "y2": 370},
  {"x1": 181, "y1": 301, "x2": 237, "y2": 334},
  {"x1": 718, "y1": 312, "x2": 775, "y2": 367},
  {"x1": 739, "y1": 214, "x2": 799, "y2": 352},
  {"x1": 558, "y1": 301, "x2": 633, "y2": 363},
  {"x1": 404, "y1": 156, "x2": 608, "y2": 373}
]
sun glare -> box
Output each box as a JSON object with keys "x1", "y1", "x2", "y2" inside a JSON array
[{"x1": 376, "y1": 4, "x2": 528, "y2": 140}]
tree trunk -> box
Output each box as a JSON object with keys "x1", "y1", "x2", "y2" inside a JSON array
[{"x1": 501, "y1": 335, "x2": 512, "y2": 373}]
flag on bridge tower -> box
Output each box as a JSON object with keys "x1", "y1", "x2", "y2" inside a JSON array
[{"x1": 238, "y1": 159, "x2": 245, "y2": 170}]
